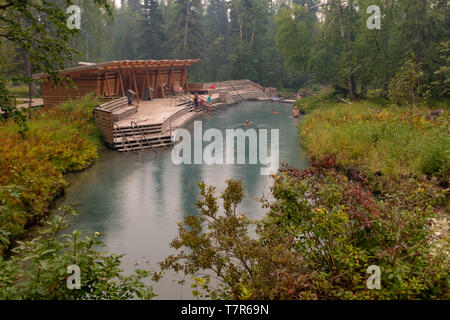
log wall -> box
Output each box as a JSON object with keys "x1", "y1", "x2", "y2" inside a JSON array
[
  {"x1": 41, "y1": 65, "x2": 191, "y2": 108},
  {"x1": 93, "y1": 108, "x2": 114, "y2": 146},
  {"x1": 42, "y1": 74, "x2": 98, "y2": 109}
]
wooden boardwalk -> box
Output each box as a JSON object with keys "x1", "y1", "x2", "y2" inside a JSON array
[
  {"x1": 16, "y1": 98, "x2": 44, "y2": 109},
  {"x1": 116, "y1": 98, "x2": 188, "y2": 127},
  {"x1": 115, "y1": 93, "x2": 221, "y2": 127},
  {"x1": 94, "y1": 79, "x2": 267, "y2": 152}
]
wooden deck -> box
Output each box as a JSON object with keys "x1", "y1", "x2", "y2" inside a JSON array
[
  {"x1": 16, "y1": 98, "x2": 44, "y2": 109},
  {"x1": 93, "y1": 79, "x2": 267, "y2": 151},
  {"x1": 116, "y1": 98, "x2": 185, "y2": 128},
  {"x1": 114, "y1": 94, "x2": 220, "y2": 128}
]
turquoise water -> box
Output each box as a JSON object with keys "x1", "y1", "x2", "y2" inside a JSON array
[{"x1": 57, "y1": 101, "x2": 308, "y2": 299}]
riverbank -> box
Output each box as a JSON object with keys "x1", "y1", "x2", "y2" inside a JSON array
[
  {"x1": 0, "y1": 94, "x2": 103, "y2": 254},
  {"x1": 297, "y1": 92, "x2": 449, "y2": 199},
  {"x1": 296, "y1": 93, "x2": 450, "y2": 291},
  {"x1": 161, "y1": 92, "x2": 449, "y2": 299}
]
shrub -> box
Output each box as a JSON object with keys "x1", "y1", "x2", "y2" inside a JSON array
[
  {"x1": 294, "y1": 91, "x2": 335, "y2": 113},
  {"x1": 0, "y1": 206, "x2": 155, "y2": 299},
  {"x1": 159, "y1": 164, "x2": 449, "y2": 299},
  {"x1": 0, "y1": 94, "x2": 102, "y2": 253}
]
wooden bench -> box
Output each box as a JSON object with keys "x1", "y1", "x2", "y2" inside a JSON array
[{"x1": 95, "y1": 97, "x2": 137, "y2": 122}]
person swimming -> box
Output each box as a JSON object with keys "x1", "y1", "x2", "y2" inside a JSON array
[
  {"x1": 271, "y1": 110, "x2": 279, "y2": 114},
  {"x1": 245, "y1": 120, "x2": 252, "y2": 126}
]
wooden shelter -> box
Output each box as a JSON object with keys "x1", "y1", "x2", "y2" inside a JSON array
[{"x1": 34, "y1": 59, "x2": 200, "y2": 108}]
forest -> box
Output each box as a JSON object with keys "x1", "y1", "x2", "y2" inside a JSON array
[{"x1": 1, "y1": 0, "x2": 449, "y2": 102}]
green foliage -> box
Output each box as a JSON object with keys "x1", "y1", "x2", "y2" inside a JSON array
[
  {"x1": 388, "y1": 59, "x2": 425, "y2": 108},
  {"x1": 0, "y1": 94, "x2": 102, "y2": 253},
  {"x1": 275, "y1": 0, "x2": 449, "y2": 100},
  {"x1": 294, "y1": 91, "x2": 336, "y2": 112},
  {"x1": 431, "y1": 41, "x2": 450, "y2": 98},
  {"x1": 0, "y1": 0, "x2": 111, "y2": 82},
  {"x1": 300, "y1": 97, "x2": 450, "y2": 185},
  {"x1": 0, "y1": 206, "x2": 155, "y2": 300},
  {"x1": 161, "y1": 92, "x2": 449, "y2": 299},
  {"x1": 168, "y1": 0, "x2": 204, "y2": 58},
  {"x1": 160, "y1": 166, "x2": 449, "y2": 299},
  {"x1": 420, "y1": 131, "x2": 450, "y2": 178},
  {"x1": 264, "y1": 162, "x2": 448, "y2": 299},
  {"x1": 159, "y1": 179, "x2": 316, "y2": 299},
  {"x1": 0, "y1": 0, "x2": 112, "y2": 134},
  {"x1": 138, "y1": 0, "x2": 167, "y2": 60},
  {"x1": 0, "y1": 73, "x2": 28, "y2": 138}
]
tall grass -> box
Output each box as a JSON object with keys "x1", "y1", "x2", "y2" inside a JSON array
[
  {"x1": 0, "y1": 94, "x2": 103, "y2": 253},
  {"x1": 300, "y1": 98, "x2": 450, "y2": 184}
]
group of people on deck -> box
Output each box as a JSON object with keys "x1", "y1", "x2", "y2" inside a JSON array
[{"x1": 193, "y1": 93, "x2": 212, "y2": 113}]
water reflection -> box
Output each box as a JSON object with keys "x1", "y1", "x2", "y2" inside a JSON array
[{"x1": 57, "y1": 101, "x2": 308, "y2": 299}]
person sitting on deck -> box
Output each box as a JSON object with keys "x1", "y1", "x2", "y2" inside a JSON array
[
  {"x1": 193, "y1": 93, "x2": 199, "y2": 112},
  {"x1": 292, "y1": 106, "x2": 300, "y2": 118},
  {"x1": 200, "y1": 99, "x2": 207, "y2": 111},
  {"x1": 207, "y1": 94, "x2": 212, "y2": 111}
]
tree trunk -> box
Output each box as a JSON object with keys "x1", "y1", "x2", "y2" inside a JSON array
[
  {"x1": 85, "y1": 33, "x2": 89, "y2": 61},
  {"x1": 183, "y1": 2, "x2": 191, "y2": 50},
  {"x1": 336, "y1": 2, "x2": 355, "y2": 100}
]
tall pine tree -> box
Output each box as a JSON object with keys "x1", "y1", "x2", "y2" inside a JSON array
[{"x1": 139, "y1": 0, "x2": 167, "y2": 59}]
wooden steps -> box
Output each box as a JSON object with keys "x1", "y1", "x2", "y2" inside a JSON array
[
  {"x1": 114, "y1": 132, "x2": 173, "y2": 152},
  {"x1": 112, "y1": 106, "x2": 138, "y2": 122}
]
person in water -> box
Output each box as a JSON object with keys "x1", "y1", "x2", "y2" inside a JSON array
[
  {"x1": 292, "y1": 106, "x2": 300, "y2": 118},
  {"x1": 271, "y1": 109, "x2": 279, "y2": 114},
  {"x1": 245, "y1": 120, "x2": 252, "y2": 126}
]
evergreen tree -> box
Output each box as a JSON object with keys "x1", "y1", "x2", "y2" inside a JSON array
[
  {"x1": 139, "y1": 0, "x2": 167, "y2": 59},
  {"x1": 167, "y1": 0, "x2": 204, "y2": 59}
]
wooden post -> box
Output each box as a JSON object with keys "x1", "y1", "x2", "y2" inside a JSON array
[
  {"x1": 118, "y1": 68, "x2": 125, "y2": 97},
  {"x1": 184, "y1": 68, "x2": 189, "y2": 93},
  {"x1": 141, "y1": 69, "x2": 147, "y2": 99},
  {"x1": 156, "y1": 67, "x2": 162, "y2": 98},
  {"x1": 145, "y1": 64, "x2": 152, "y2": 100},
  {"x1": 100, "y1": 73, "x2": 105, "y2": 96},
  {"x1": 180, "y1": 68, "x2": 185, "y2": 91},
  {"x1": 169, "y1": 66, "x2": 174, "y2": 94},
  {"x1": 132, "y1": 70, "x2": 140, "y2": 103},
  {"x1": 104, "y1": 71, "x2": 111, "y2": 97},
  {"x1": 114, "y1": 71, "x2": 120, "y2": 96}
]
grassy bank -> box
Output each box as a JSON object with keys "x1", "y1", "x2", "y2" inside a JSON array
[
  {"x1": 0, "y1": 94, "x2": 103, "y2": 253},
  {"x1": 297, "y1": 94, "x2": 450, "y2": 194},
  {"x1": 161, "y1": 93, "x2": 449, "y2": 299}
]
